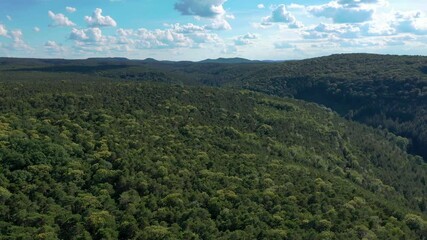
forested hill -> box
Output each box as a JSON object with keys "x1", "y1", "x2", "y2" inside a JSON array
[
  {"x1": 1, "y1": 54, "x2": 426, "y2": 161},
  {"x1": 0, "y1": 80, "x2": 426, "y2": 239}
]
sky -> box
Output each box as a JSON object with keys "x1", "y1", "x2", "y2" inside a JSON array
[{"x1": 0, "y1": 0, "x2": 426, "y2": 60}]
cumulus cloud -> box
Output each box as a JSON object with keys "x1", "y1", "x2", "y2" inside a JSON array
[
  {"x1": 167, "y1": 21, "x2": 230, "y2": 33},
  {"x1": 85, "y1": 8, "x2": 117, "y2": 27},
  {"x1": 303, "y1": 23, "x2": 361, "y2": 39},
  {"x1": 66, "y1": 7, "x2": 76, "y2": 13},
  {"x1": 175, "y1": 0, "x2": 226, "y2": 18},
  {"x1": 48, "y1": 11, "x2": 76, "y2": 27},
  {"x1": 262, "y1": 4, "x2": 303, "y2": 28},
  {"x1": 391, "y1": 11, "x2": 427, "y2": 35},
  {"x1": 167, "y1": 23, "x2": 205, "y2": 33},
  {"x1": 234, "y1": 33, "x2": 258, "y2": 45},
  {"x1": 206, "y1": 17, "x2": 232, "y2": 30},
  {"x1": 0, "y1": 24, "x2": 8, "y2": 37},
  {"x1": 69, "y1": 27, "x2": 119, "y2": 53},
  {"x1": 174, "y1": 0, "x2": 232, "y2": 30},
  {"x1": 289, "y1": 0, "x2": 427, "y2": 52},
  {"x1": 190, "y1": 31, "x2": 222, "y2": 44},
  {"x1": 308, "y1": 2, "x2": 373, "y2": 23},
  {"x1": 45, "y1": 40, "x2": 66, "y2": 53},
  {"x1": 307, "y1": 0, "x2": 387, "y2": 24},
  {"x1": 358, "y1": 11, "x2": 427, "y2": 36},
  {"x1": 287, "y1": 3, "x2": 306, "y2": 10},
  {"x1": 7, "y1": 29, "x2": 31, "y2": 50},
  {"x1": 117, "y1": 28, "x2": 134, "y2": 37},
  {"x1": 34, "y1": 27, "x2": 40, "y2": 32},
  {"x1": 257, "y1": 4, "x2": 265, "y2": 9},
  {"x1": 337, "y1": 0, "x2": 384, "y2": 7},
  {"x1": 0, "y1": 28, "x2": 32, "y2": 51},
  {"x1": 70, "y1": 28, "x2": 105, "y2": 42},
  {"x1": 114, "y1": 22, "x2": 223, "y2": 51},
  {"x1": 135, "y1": 28, "x2": 193, "y2": 48}
]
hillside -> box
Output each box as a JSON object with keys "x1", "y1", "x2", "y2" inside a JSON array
[
  {"x1": 2, "y1": 54, "x2": 426, "y2": 161},
  {"x1": 0, "y1": 80, "x2": 426, "y2": 239},
  {"x1": 199, "y1": 58, "x2": 256, "y2": 64}
]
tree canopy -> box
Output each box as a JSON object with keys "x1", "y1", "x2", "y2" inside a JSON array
[{"x1": 0, "y1": 78, "x2": 426, "y2": 239}]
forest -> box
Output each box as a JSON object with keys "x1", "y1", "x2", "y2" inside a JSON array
[
  {"x1": 2, "y1": 53, "x2": 426, "y2": 160},
  {"x1": 0, "y1": 54, "x2": 426, "y2": 239}
]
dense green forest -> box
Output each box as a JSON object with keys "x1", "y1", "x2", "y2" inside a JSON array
[
  {"x1": 3, "y1": 54, "x2": 426, "y2": 161},
  {"x1": 0, "y1": 77, "x2": 426, "y2": 239},
  {"x1": 1, "y1": 54, "x2": 427, "y2": 239}
]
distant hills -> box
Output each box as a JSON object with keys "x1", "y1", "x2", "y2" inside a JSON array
[
  {"x1": 199, "y1": 57, "x2": 257, "y2": 64},
  {"x1": 0, "y1": 56, "x2": 283, "y2": 65},
  {"x1": 84, "y1": 57, "x2": 259, "y2": 64}
]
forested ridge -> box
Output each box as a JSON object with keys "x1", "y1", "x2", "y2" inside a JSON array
[
  {"x1": 1, "y1": 53, "x2": 426, "y2": 161},
  {"x1": 0, "y1": 78, "x2": 426, "y2": 239},
  {"x1": 1, "y1": 54, "x2": 427, "y2": 239}
]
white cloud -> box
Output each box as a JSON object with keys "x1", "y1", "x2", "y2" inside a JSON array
[
  {"x1": 70, "y1": 28, "x2": 105, "y2": 42},
  {"x1": 69, "y1": 27, "x2": 118, "y2": 53},
  {"x1": 0, "y1": 28, "x2": 33, "y2": 52},
  {"x1": 174, "y1": 0, "x2": 232, "y2": 30},
  {"x1": 288, "y1": 4, "x2": 306, "y2": 10},
  {"x1": 45, "y1": 40, "x2": 66, "y2": 53},
  {"x1": 359, "y1": 12, "x2": 394, "y2": 36},
  {"x1": 85, "y1": 8, "x2": 117, "y2": 27},
  {"x1": 257, "y1": 4, "x2": 265, "y2": 9},
  {"x1": 234, "y1": 33, "x2": 258, "y2": 45},
  {"x1": 303, "y1": 23, "x2": 361, "y2": 39},
  {"x1": 308, "y1": 2, "x2": 373, "y2": 23},
  {"x1": 70, "y1": 28, "x2": 90, "y2": 41},
  {"x1": 191, "y1": 32, "x2": 222, "y2": 44},
  {"x1": 8, "y1": 30, "x2": 31, "y2": 50},
  {"x1": 135, "y1": 28, "x2": 193, "y2": 48},
  {"x1": 117, "y1": 28, "x2": 134, "y2": 37},
  {"x1": 225, "y1": 14, "x2": 235, "y2": 20},
  {"x1": 206, "y1": 17, "x2": 232, "y2": 30},
  {"x1": 0, "y1": 24, "x2": 8, "y2": 37},
  {"x1": 114, "y1": 22, "x2": 224, "y2": 51},
  {"x1": 337, "y1": 0, "x2": 384, "y2": 7},
  {"x1": 168, "y1": 23, "x2": 205, "y2": 33},
  {"x1": 66, "y1": 7, "x2": 76, "y2": 13},
  {"x1": 306, "y1": 0, "x2": 387, "y2": 24},
  {"x1": 281, "y1": 1, "x2": 427, "y2": 52},
  {"x1": 358, "y1": 10, "x2": 427, "y2": 36},
  {"x1": 48, "y1": 11, "x2": 76, "y2": 27},
  {"x1": 11, "y1": 30, "x2": 23, "y2": 42},
  {"x1": 34, "y1": 27, "x2": 40, "y2": 32},
  {"x1": 262, "y1": 4, "x2": 303, "y2": 28},
  {"x1": 175, "y1": 0, "x2": 226, "y2": 18},
  {"x1": 116, "y1": 28, "x2": 190, "y2": 49},
  {"x1": 391, "y1": 11, "x2": 427, "y2": 35},
  {"x1": 6, "y1": 15, "x2": 12, "y2": 21}
]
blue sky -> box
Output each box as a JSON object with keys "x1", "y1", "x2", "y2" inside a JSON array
[{"x1": 0, "y1": 0, "x2": 426, "y2": 60}]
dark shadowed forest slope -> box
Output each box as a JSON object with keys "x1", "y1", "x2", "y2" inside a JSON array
[
  {"x1": 0, "y1": 80, "x2": 426, "y2": 239},
  {"x1": 1, "y1": 53, "x2": 426, "y2": 161}
]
